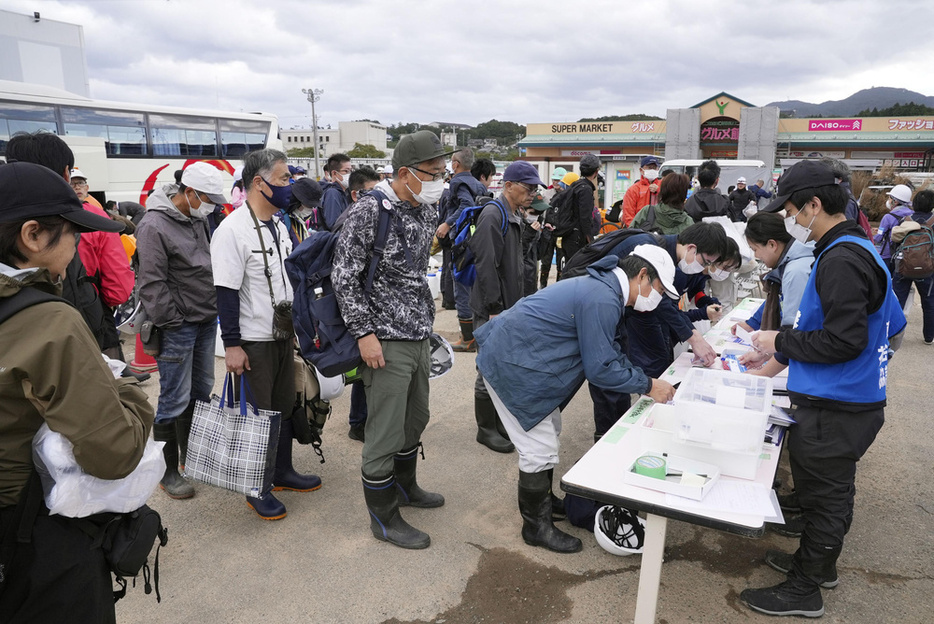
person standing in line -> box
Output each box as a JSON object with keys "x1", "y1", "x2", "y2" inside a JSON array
[
  {"x1": 741, "y1": 160, "x2": 906, "y2": 618},
  {"x1": 559, "y1": 154, "x2": 601, "y2": 262},
  {"x1": 332, "y1": 131, "x2": 451, "y2": 549},
  {"x1": 621, "y1": 155, "x2": 662, "y2": 226},
  {"x1": 889, "y1": 189, "x2": 934, "y2": 344},
  {"x1": 319, "y1": 153, "x2": 353, "y2": 231},
  {"x1": 136, "y1": 162, "x2": 228, "y2": 500},
  {"x1": 470, "y1": 161, "x2": 544, "y2": 454},
  {"x1": 212, "y1": 149, "x2": 322, "y2": 521}
]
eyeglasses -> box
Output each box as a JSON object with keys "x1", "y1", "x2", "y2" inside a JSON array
[
  {"x1": 70, "y1": 180, "x2": 88, "y2": 188},
  {"x1": 407, "y1": 166, "x2": 445, "y2": 182},
  {"x1": 517, "y1": 183, "x2": 539, "y2": 196}
]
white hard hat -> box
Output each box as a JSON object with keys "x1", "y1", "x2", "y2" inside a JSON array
[
  {"x1": 70, "y1": 167, "x2": 87, "y2": 181},
  {"x1": 887, "y1": 184, "x2": 913, "y2": 205},
  {"x1": 594, "y1": 505, "x2": 646, "y2": 556},
  {"x1": 314, "y1": 367, "x2": 345, "y2": 401},
  {"x1": 429, "y1": 333, "x2": 454, "y2": 380}
]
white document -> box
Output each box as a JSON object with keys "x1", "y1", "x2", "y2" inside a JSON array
[
  {"x1": 665, "y1": 480, "x2": 776, "y2": 517},
  {"x1": 734, "y1": 325, "x2": 755, "y2": 346}
]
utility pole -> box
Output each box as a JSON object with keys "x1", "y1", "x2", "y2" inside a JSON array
[{"x1": 302, "y1": 88, "x2": 324, "y2": 179}]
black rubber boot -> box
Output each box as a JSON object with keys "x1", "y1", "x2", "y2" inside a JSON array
[
  {"x1": 475, "y1": 396, "x2": 514, "y2": 453},
  {"x1": 765, "y1": 550, "x2": 839, "y2": 589},
  {"x1": 394, "y1": 445, "x2": 444, "y2": 508},
  {"x1": 740, "y1": 577, "x2": 824, "y2": 618},
  {"x1": 153, "y1": 421, "x2": 194, "y2": 499},
  {"x1": 175, "y1": 401, "x2": 194, "y2": 469},
  {"x1": 451, "y1": 318, "x2": 476, "y2": 353},
  {"x1": 546, "y1": 468, "x2": 566, "y2": 521},
  {"x1": 362, "y1": 473, "x2": 430, "y2": 549},
  {"x1": 517, "y1": 470, "x2": 582, "y2": 553},
  {"x1": 273, "y1": 419, "x2": 322, "y2": 492}
]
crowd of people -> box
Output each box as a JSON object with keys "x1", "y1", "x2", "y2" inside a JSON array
[{"x1": 0, "y1": 127, "x2": 922, "y2": 620}]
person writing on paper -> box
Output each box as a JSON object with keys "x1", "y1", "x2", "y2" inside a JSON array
[
  {"x1": 739, "y1": 160, "x2": 906, "y2": 618},
  {"x1": 0, "y1": 162, "x2": 154, "y2": 622},
  {"x1": 732, "y1": 212, "x2": 815, "y2": 375},
  {"x1": 474, "y1": 245, "x2": 678, "y2": 554}
]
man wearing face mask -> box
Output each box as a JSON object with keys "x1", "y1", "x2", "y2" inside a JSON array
[
  {"x1": 474, "y1": 246, "x2": 677, "y2": 553},
  {"x1": 282, "y1": 176, "x2": 323, "y2": 244},
  {"x1": 470, "y1": 161, "x2": 545, "y2": 454},
  {"x1": 741, "y1": 160, "x2": 906, "y2": 618},
  {"x1": 136, "y1": 161, "x2": 228, "y2": 500},
  {"x1": 622, "y1": 155, "x2": 663, "y2": 226},
  {"x1": 212, "y1": 149, "x2": 322, "y2": 520},
  {"x1": 333, "y1": 131, "x2": 453, "y2": 549},
  {"x1": 320, "y1": 153, "x2": 353, "y2": 231}
]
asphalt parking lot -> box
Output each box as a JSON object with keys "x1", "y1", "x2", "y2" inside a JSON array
[{"x1": 116, "y1": 295, "x2": 934, "y2": 624}]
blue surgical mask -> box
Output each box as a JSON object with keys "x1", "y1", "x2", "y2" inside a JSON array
[{"x1": 260, "y1": 176, "x2": 293, "y2": 211}]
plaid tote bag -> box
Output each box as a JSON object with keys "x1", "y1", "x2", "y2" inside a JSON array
[{"x1": 184, "y1": 374, "x2": 281, "y2": 498}]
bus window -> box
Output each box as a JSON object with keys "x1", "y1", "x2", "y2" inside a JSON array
[
  {"x1": 220, "y1": 119, "x2": 269, "y2": 158},
  {"x1": 150, "y1": 113, "x2": 218, "y2": 157},
  {"x1": 61, "y1": 107, "x2": 147, "y2": 156},
  {"x1": 0, "y1": 102, "x2": 58, "y2": 155}
]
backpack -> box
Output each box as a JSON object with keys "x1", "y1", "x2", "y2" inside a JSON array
[
  {"x1": 450, "y1": 198, "x2": 507, "y2": 287},
  {"x1": 893, "y1": 214, "x2": 934, "y2": 279},
  {"x1": 285, "y1": 189, "x2": 404, "y2": 377},
  {"x1": 559, "y1": 229, "x2": 663, "y2": 280},
  {"x1": 635, "y1": 205, "x2": 661, "y2": 234},
  {"x1": 551, "y1": 184, "x2": 580, "y2": 236}
]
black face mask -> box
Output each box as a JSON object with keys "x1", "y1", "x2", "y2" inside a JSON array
[{"x1": 260, "y1": 177, "x2": 293, "y2": 211}]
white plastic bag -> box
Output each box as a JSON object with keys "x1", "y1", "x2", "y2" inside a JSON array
[{"x1": 32, "y1": 423, "x2": 165, "y2": 517}]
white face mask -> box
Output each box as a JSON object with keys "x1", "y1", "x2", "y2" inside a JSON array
[
  {"x1": 785, "y1": 208, "x2": 816, "y2": 244},
  {"x1": 885, "y1": 199, "x2": 894, "y2": 211},
  {"x1": 709, "y1": 267, "x2": 731, "y2": 281},
  {"x1": 678, "y1": 247, "x2": 706, "y2": 274},
  {"x1": 337, "y1": 172, "x2": 350, "y2": 190},
  {"x1": 186, "y1": 193, "x2": 213, "y2": 219},
  {"x1": 633, "y1": 279, "x2": 663, "y2": 312},
  {"x1": 407, "y1": 174, "x2": 445, "y2": 205},
  {"x1": 643, "y1": 169, "x2": 659, "y2": 182}
]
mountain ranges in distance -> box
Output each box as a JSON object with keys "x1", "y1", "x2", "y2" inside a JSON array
[{"x1": 765, "y1": 87, "x2": 934, "y2": 117}]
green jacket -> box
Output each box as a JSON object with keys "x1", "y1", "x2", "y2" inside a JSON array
[
  {"x1": 630, "y1": 202, "x2": 694, "y2": 235},
  {"x1": 0, "y1": 266, "x2": 154, "y2": 507}
]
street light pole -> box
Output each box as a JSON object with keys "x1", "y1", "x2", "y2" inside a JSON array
[{"x1": 302, "y1": 87, "x2": 324, "y2": 179}]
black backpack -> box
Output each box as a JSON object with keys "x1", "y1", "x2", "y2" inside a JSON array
[
  {"x1": 559, "y1": 229, "x2": 663, "y2": 280},
  {"x1": 550, "y1": 187, "x2": 578, "y2": 236}
]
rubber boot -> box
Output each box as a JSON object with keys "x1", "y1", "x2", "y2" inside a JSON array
[
  {"x1": 175, "y1": 401, "x2": 194, "y2": 470},
  {"x1": 394, "y1": 445, "x2": 444, "y2": 508},
  {"x1": 546, "y1": 468, "x2": 566, "y2": 521},
  {"x1": 362, "y1": 473, "x2": 430, "y2": 549},
  {"x1": 153, "y1": 421, "x2": 194, "y2": 500},
  {"x1": 451, "y1": 318, "x2": 477, "y2": 353},
  {"x1": 273, "y1": 419, "x2": 322, "y2": 492},
  {"x1": 765, "y1": 550, "x2": 839, "y2": 589},
  {"x1": 246, "y1": 491, "x2": 287, "y2": 521},
  {"x1": 517, "y1": 470, "x2": 582, "y2": 553},
  {"x1": 475, "y1": 396, "x2": 514, "y2": 453}
]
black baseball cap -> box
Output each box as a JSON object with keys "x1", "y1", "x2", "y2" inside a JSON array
[
  {"x1": 392, "y1": 130, "x2": 455, "y2": 170},
  {"x1": 0, "y1": 162, "x2": 124, "y2": 232},
  {"x1": 763, "y1": 160, "x2": 838, "y2": 213}
]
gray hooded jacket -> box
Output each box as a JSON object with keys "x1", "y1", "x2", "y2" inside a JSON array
[{"x1": 135, "y1": 189, "x2": 216, "y2": 329}]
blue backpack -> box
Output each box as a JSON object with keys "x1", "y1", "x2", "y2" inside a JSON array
[
  {"x1": 451, "y1": 198, "x2": 507, "y2": 287},
  {"x1": 285, "y1": 189, "x2": 407, "y2": 377}
]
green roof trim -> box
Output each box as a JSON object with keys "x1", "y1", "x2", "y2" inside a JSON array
[{"x1": 691, "y1": 91, "x2": 756, "y2": 109}]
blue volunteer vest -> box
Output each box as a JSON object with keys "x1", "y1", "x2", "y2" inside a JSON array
[{"x1": 787, "y1": 235, "x2": 906, "y2": 404}]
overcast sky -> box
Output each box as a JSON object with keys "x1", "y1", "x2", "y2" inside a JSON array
[{"x1": 7, "y1": 0, "x2": 934, "y2": 129}]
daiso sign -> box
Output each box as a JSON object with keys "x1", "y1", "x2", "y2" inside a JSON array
[{"x1": 808, "y1": 119, "x2": 863, "y2": 131}]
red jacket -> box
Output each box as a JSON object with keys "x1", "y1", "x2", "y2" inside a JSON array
[
  {"x1": 77, "y1": 202, "x2": 135, "y2": 307},
  {"x1": 622, "y1": 177, "x2": 660, "y2": 226}
]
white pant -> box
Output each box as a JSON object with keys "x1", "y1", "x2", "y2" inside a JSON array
[{"x1": 484, "y1": 380, "x2": 562, "y2": 473}]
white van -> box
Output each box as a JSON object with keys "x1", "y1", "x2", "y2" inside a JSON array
[{"x1": 658, "y1": 159, "x2": 769, "y2": 194}]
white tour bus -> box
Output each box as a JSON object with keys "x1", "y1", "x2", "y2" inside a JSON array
[{"x1": 0, "y1": 80, "x2": 282, "y2": 204}]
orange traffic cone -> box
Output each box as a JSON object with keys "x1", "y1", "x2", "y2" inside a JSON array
[{"x1": 129, "y1": 334, "x2": 158, "y2": 373}]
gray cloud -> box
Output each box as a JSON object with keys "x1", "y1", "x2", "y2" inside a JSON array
[{"x1": 8, "y1": 0, "x2": 934, "y2": 128}]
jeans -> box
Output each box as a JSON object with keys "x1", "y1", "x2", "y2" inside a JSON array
[
  {"x1": 454, "y1": 280, "x2": 472, "y2": 320},
  {"x1": 154, "y1": 320, "x2": 216, "y2": 424},
  {"x1": 892, "y1": 273, "x2": 934, "y2": 342}
]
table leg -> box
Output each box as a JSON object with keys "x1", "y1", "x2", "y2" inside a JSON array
[{"x1": 633, "y1": 513, "x2": 668, "y2": 624}]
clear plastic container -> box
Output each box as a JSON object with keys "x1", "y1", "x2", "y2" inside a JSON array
[{"x1": 673, "y1": 368, "x2": 773, "y2": 454}]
